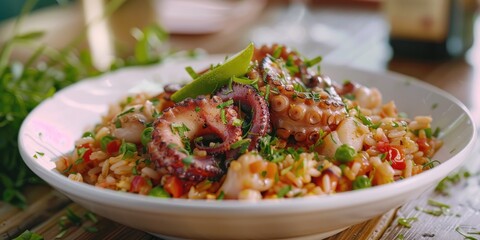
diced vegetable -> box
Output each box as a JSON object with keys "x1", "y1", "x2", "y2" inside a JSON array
[
  {"x1": 163, "y1": 176, "x2": 184, "y2": 198},
  {"x1": 106, "y1": 139, "x2": 121, "y2": 155},
  {"x1": 130, "y1": 176, "x2": 148, "y2": 193}
]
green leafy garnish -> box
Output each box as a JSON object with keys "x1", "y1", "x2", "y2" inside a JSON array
[
  {"x1": 397, "y1": 216, "x2": 418, "y2": 228},
  {"x1": 141, "y1": 127, "x2": 154, "y2": 146},
  {"x1": 13, "y1": 230, "x2": 43, "y2": 240},
  {"x1": 277, "y1": 185, "x2": 292, "y2": 198},
  {"x1": 171, "y1": 43, "x2": 255, "y2": 102},
  {"x1": 149, "y1": 186, "x2": 171, "y2": 198},
  {"x1": 185, "y1": 66, "x2": 198, "y2": 79},
  {"x1": 120, "y1": 142, "x2": 137, "y2": 159}
]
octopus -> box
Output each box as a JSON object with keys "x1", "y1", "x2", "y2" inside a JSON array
[
  {"x1": 251, "y1": 44, "x2": 347, "y2": 145},
  {"x1": 148, "y1": 96, "x2": 241, "y2": 182},
  {"x1": 215, "y1": 83, "x2": 270, "y2": 150},
  {"x1": 148, "y1": 85, "x2": 270, "y2": 182}
]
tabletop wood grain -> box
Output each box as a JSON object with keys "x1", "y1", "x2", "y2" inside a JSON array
[{"x1": 1, "y1": 2, "x2": 479, "y2": 240}]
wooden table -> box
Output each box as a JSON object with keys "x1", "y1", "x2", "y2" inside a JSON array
[{"x1": 1, "y1": 2, "x2": 479, "y2": 240}]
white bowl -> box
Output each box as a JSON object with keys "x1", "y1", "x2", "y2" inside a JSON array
[{"x1": 19, "y1": 56, "x2": 476, "y2": 240}]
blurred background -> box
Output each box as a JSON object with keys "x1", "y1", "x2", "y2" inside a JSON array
[
  {"x1": 0, "y1": 0, "x2": 478, "y2": 88},
  {"x1": 3, "y1": 0, "x2": 477, "y2": 112}
]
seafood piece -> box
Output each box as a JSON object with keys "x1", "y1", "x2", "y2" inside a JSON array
[
  {"x1": 252, "y1": 45, "x2": 347, "y2": 145},
  {"x1": 109, "y1": 102, "x2": 155, "y2": 144},
  {"x1": 148, "y1": 96, "x2": 242, "y2": 182},
  {"x1": 215, "y1": 83, "x2": 270, "y2": 150}
]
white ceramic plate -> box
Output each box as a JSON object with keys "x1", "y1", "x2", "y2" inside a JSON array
[{"x1": 19, "y1": 56, "x2": 476, "y2": 240}]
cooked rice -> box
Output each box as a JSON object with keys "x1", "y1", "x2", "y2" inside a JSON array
[{"x1": 57, "y1": 81, "x2": 442, "y2": 200}]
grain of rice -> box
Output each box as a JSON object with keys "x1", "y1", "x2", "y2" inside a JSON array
[
  {"x1": 238, "y1": 189, "x2": 262, "y2": 201},
  {"x1": 322, "y1": 174, "x2": 331, "y2": 193},
  {"x1": 382, "y1": 101, "x2": 397, "y2": 117},
  {"x1": 55, "y1": 158, "x2": 68, "y2": 172},
  {"x1": 75, "y1": 137, "x2": 94, "y2": 147},
  {"x1": 68, "y1": 173, "x2": 83, "y2": 182},
  {"x1": 311, "y1": 186, "x2": 324, "y2": 195},
  {"x1": 285, "y1": 172, "x2": 303, "y2": 187},
  {"x1": 188, "y1": 186, "x2": 207, "y2": 199},
  {"x1": 116, "y1": 179, "x2": 130, "y2": 190},
  {"x1": 114, "y1": 165, "x2": 132, "y2": 175},
  {"x1": 387, "y1": 129, "x2": 406, "y2": 139},
  {"x1": 90, "y1": 151, "x2": 108, "y2": 161},
  {"x1": 301, "y1": 174, "x2": 311, "y2": 184},
  {"x1": 343, "y1": 166, "x2": 355, "y2": 181},
  {"x1": 413, "y1": 151, "x2": 424, "y2": 158},
  {"x1": 110, "y1": 159, "x2": 127, "y2": 171},
  {"x1": 141, "y1": 167, "x2": 160, "y2": 180},
  {"x1": 404, "y1": 159, "x2": 413, "y2": 178},
  {"x1": 88, "y1": 167, "x2": 102, "y2": 176},
  {"x1": 374, "y1": 128, "x2": 388, "y2": 142},
  {"x1": 106, "y1": 175, "x2": 116, "y2": 185},
  {"x1": 364, "y1": 135, "x2": 377, "y2": 147},
  {"x1": 193, "y1": 148, "x2": 207, "y2": 157},
  {"x1": 95, "y1": 127, "x2": 110, "y2": 141},
  {"x1": 101, "y1": 160, "x2": 110, "y2": 177},
  {"x1": 351, "y1": 162, "x2": 361, "y2": 177},
  {"x1": 308, "y1": 168, "x2": 321, "y2": 177},
  {"x1": 206, "y1": 194, "x2": 217, "y2": 200}
]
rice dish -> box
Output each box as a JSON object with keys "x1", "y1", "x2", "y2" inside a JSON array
[{"x1": 56, "y1": 44, "x2": 442, "y2": 200}]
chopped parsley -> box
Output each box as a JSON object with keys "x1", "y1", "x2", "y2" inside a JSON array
[
  {"x1": 33, "y1": 151, "x2": 44, "y2": 159},
  {"x1": 171, "y1": 123, "x2": 192, "y2": 153},
  {"x1": 117, "y1": 107, "x2": 135, "y2": 118},
  {"x1": 397, "y1": 216, "x2": 418, "y2": 228},
  {"x1": 272, "y1": 46, "x2": 283, "y2": 59},
  {"x1": 455, "y1": 225, "x2": 480, "y2": 240},
  {"x1": 14, "y1": 230, "x2": 43, "y2": 240},
  {"x1": 217, "y1": 191, "x2": 225, "y2": 200},
  {"x1": 232, "y1": 76, "x2": 257, "y2": 85},
  {"x1": 185, "y1": 66, "x2": 199, "y2": 79},
  {"x1": 305, "y1": 56, "x2": 322, "y2": 68},
  {"x1": 415, "y1": 199, "x2": 451, "y2": 216},
  {"x1": 435, "y1": 170, "x2": 470, "y2": 195},
  {"x1": 182, "y1": 155, "x2": 194, "y2": 167},
  {"x1": 141, "y1": 127, "x2": 154, "y2": 146},
  {"x1": 231, "y1": 139, "x2": 251, "y2": 154},
  {"x1": 277, "y1": 185, "x2": 292, "y2": 198},
  {"x1": 120, "y1": 142, "x2": 137, "y2": 159},
  {"x1": 82, "y1": 132, "x2": 94, "y2": 138}
]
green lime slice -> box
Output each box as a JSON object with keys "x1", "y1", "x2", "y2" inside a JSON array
[{"x1": 171, "y1": 43, "x2": 254, "y2": 103}]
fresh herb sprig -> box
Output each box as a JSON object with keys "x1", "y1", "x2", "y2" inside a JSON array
[{"x1": 0, "y1": 0, "x2": 171, "y2": 208}]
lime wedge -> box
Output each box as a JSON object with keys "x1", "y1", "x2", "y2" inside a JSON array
[{"x1": 171, "y1": 43, "x2": 254, "y2": 102}]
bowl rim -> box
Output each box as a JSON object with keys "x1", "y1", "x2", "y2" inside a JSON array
[{"x1": 18, "y1": 58, "x2": 477, "y2": 215}]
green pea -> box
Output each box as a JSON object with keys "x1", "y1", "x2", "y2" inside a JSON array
[
  {"x1": 335, "y1": 144, "x2": 356, "y2": 163},
  {"x1": 149, "y1": 186, "x2": 171, "y2": 198},
  {"x1": 353, "y1": 175, "x2": 372, "y2": 190}
]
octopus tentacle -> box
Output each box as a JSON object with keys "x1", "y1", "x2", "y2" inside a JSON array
[
  {"x1": 215, "y1": 83, "x2": 270, "y2": 150},
  {"x1": 253, "y1": 44, "x2": 347, "y2": 145},
  {"x1": 148, "y1": 96, "x2": 242, "y2": 182}
]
